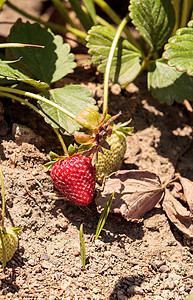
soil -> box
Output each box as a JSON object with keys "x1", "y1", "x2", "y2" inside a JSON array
[{"x1": 0, "y1": 1, "x2": 193, "y2": 300}]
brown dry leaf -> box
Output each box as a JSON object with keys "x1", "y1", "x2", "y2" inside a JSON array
[
  {"x1": 162, "y1": 176, "x2": 193, "y2": 238},
  {"x1": 95, "y1": 170, "x2": 165, "y2": 222}
]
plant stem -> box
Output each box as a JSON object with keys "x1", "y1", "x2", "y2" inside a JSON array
[
  {"x1": 0, "y1": 92, "x2": 68, "y2": 152},
  {"x1": 6, "y1": 0, "x2": 87, "y2": 40},
  {"x1": 94, "y1": 0, "x2": 121, "y2": 26},
  {"x1": 103, "y1": 15, "x2": 130, "y2": 114},
  {"x1": 0, "y1": 43, "x2": 44, "y2": 49},
  {"x1": 0, "y1": 86, "x2": 77, "y2": 120},
  {"x1": 51, "y1": 0, "x2": 77, "y2": 28},
  {"x1": 172, "y1": 0, "x2": 180, "y2": 35},
  {"x1": 0, "y1": 161, "x2": 5, "y2": 228},
  {"x1": 93, "y1": 0, "x2": 142, "y2": 51},
  {"x1": 69, "y1": 0, "x2": 93, "y2": 31},
  {"x1": 180, "y1": 0, "x2": 193, "y2": 28},
  {"x1": 96, "y1": 15, "x2": 115, "y2": 31},
  {"x1": 0, "y1": 91, "x2": 42, "y2": 113},
  {"x1": 53, "y1": 128, "x2": 68, "y2": 155}
]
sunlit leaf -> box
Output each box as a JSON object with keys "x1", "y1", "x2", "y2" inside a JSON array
[
  {"x1": 0, "y1": 0, "x2": 6, "y2": 10},
  {"x1": 39, "y1": 85, "x2": 96, "y2": 134},
  {"x1": 79, "y1": 224, "x2": 86, "y2": 268},
  {"x1": 95, "y1": 192, "x2": 114, "y2": 240},
  {"x1": 129, "y1": 0, "x2": 175, "y2": 51},
  {"x1": 86, "y1": 25, "x2": 142, "y2": 86},
  {"x1": 163, "y1": 20, "x2": 193, "y2": 76}
]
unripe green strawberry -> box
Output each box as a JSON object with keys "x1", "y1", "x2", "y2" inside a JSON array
[
  {"x1": 0, "y1": 226, "x2": 20, "y2": 265},
  {"x1": 96, "y1": 131, "x2": 127, "y2": 184}
]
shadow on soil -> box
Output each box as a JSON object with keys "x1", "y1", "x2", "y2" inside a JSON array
[
  {"x1": 109, "y1": 275, "x2": 144, "y2": 299},
  {"x1": 108, "y1": 73, "x2": 193, "y2": 181},
  {"x1": 49, "y1": 195, "x2": 154, "y2": 242},
  {"x1": 0, "y1": 246, "x2": 26, "y2": 296}
]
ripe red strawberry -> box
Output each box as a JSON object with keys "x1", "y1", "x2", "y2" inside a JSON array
[{"x1": 51, "y1": 155, "x2": 96, "y2": 206}]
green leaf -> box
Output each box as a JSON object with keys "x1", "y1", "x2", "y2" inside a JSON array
[
  {"x1": 163, "y1": 20, "x2": 193, "y2": 76},
  {"x1": 0, "y1": 59, "x2": 49, "y2": 91},
  {"x1": 86, "y1": 25, "x2": 142, "y2": 86},
  {"x1": 49, "y1": 151, "x2": 60, "y2": 159},
  {"x1": 148, "y1": 59, "x2": 193, "y2": 104},
  {"x1": 69, "y1": 0, "x2": 93, "y2": 31},
  {"x1": 67, "y1": 144, "x2": 78, "y2": 156},
  {"x1": 39, "y1": 85, "x2": 96, "y2": 134},
  {"x1": 129, "y1": 0, "x2": 175, "y2": 51},
  {"x1": 186, "y1": 294, "x2": 193, "y2": 300},
  {"x1": 82, "y1": 0, "x2": 97, "y2": 25},
  {"x1": 95, "y1": 192, "x2": 114, "y2": 240},
  {"x1": 79, "y1": 224, "x2": 86, "y2": 268},
  {"x1": 0, "y1": 0, "x2": 6, "y2": 10},
  {"x1": 12, "y1": 226, "x2": 23, "y2": 234},
  {"x1": 6, "y1": 20, "x2": 76, "y2": 84}
]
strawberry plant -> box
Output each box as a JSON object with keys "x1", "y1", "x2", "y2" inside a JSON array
[
  {"x1": 4, "y1": 0, "x2": 193, "y2": 105},
  {"x1": 0, "y1": 19, "x2": 133, "y2": 203}
]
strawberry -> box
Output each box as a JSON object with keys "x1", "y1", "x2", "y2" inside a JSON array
[
  {"x1": 96, "y1": 130, "x2": 127, "y2": 184},
  {"x1": 51, "y1": 155, "x2": 96, "y2": 206},
  {"x1": 0, "y1": 226, "x2": 21, "y2": 265}
]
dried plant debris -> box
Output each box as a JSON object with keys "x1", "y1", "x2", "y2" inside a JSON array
[
  {"x1": 163, "y1": 176, "x2": 193, "y2": 238},
  {"x1": 95, "y1": 170, "x2": 165, "y2": 222}
]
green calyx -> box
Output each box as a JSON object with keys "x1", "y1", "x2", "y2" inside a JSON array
[
  {"x1": 113, "y1": 119, "x2": 134, "y2": 136},
  {"x1": 46, "y1": 110, "x2": 134, "y2": 169},
  {"x1": 44, "y1": 151, "x2": 68, "y2": 169}
]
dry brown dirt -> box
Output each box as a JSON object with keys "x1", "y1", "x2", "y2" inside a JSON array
[{"x1": 1, "y1": 68, "x2": 193, "y2": 300}]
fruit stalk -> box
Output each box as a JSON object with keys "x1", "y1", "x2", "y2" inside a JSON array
[
  {"x1": 0, "y1": 86, "x2": 77, "y2": 120},
  {"x1": 0, "y1": 92, "x2": 68, "y2": 155},
  {"x1": 103, "y1": 14, "x2": 130, "y2": 113}
]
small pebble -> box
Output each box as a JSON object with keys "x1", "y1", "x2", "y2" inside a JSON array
[
  {"x1": 41, "y1": 253, "x2": 50, "y2": 260},
  {"x1": 6, "y1": 199, "x2": 13, "y2": 207},
  {"x1": 41, "y1": 261, "x2": 52, "y2": 269},
  {"x1": 159, "y1": 265, "x2": 170, "y2": 273},
  {"x1": 28, "y1": 259, "x2": 35, "y2": 266},
  {"x1": 104, "y1": 251, "x2": 112, "y2": 257},
  {"x1": 154, "y1": 260, "x2": 166, "y2": 268},
  {"x1": 95, "y1": 239, "x2": 104, "y2": 247},
  {"x1": 74, "y1": 250, "x2": 80, "y2": 256},
  {"x1": 55, "y1": 220, "x2": 68, "y2": 229}
]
